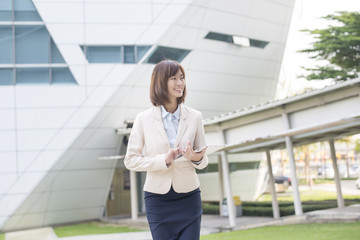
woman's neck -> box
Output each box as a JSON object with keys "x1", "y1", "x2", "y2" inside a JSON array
[{"x1": 163, "y1": 101, "x2": 178, "y2": 114}]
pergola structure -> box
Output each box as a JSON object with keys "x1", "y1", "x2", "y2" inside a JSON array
[
  {"x1": 108, "y1": 78, "x2": 360, "y2": 228},
  {"x1": 203, "y1": 78, "x2": 360, "y2": 227}
]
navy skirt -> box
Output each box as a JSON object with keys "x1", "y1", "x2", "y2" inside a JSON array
[{"x1": 144, "y1": 186, "x2": 202, "y2": 240}]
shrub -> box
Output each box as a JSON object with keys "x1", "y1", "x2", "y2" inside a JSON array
[{"x1": 202, "y1": 198, "x2": 360, "y2": 217}]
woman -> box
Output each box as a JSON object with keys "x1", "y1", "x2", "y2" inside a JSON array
[{"x1": 124, "y1": 59, "x2": 208, "y2": 240}]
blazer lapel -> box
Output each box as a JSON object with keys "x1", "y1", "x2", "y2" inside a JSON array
[
  {"x1": 174, "y1": 104, "x2": 188, "y2": 147},
  {"x1": 153, "y1": 106, "x2": 170, "y2": 148}
]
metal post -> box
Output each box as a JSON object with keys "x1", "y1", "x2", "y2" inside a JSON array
[
  {"x1": 220, "y1": 130, "x2": 236, "y2": 228},
  {"x1": 218, "y1": 155, "x2": 224, "y2": 216},
  {"x1": 266, "y1": 150, "x2": 280, "y2": 219},
  {"x1": 282, "y1": 112, "x2": 303, "y2": 215},
  {"x1": 329, "y1": 139, "x2": 345, "y2": 208},
  {"x1": 285, "y1": 136, "x2": 303, "y2": 215},
  {"x1": 130, "y1": 170, "x2": 138, "y2": 220}
]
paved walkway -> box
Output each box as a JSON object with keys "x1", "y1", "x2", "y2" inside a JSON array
[{"x1": 58, "y1": 204, "x2": 360, "y2": 240}]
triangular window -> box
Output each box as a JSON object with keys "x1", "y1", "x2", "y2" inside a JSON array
[{"x1": 0, "y1": 0, "x2": 77, "y2": 85}]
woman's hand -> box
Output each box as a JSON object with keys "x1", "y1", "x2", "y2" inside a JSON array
[
  {"x1": 180, "y1": 140, "x2": 206, "y2": 162},
  {"x1": 165, "y1": 147, "x2": 182, "y2": 166}
]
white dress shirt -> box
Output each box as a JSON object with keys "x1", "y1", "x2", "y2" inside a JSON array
[
  {"x1": 161, "y1": 105, "x2": 180, "y2": 148},
  {"x1": 161, "y1": 105, "x2": 202, "y2": 165}
]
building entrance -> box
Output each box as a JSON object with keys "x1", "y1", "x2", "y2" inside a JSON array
[{"x1": 106, "y1": 168, "x2": 131, "y2": 216}]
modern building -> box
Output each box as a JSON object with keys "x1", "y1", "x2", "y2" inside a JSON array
[{"x1": 0, "y1": 0, "x2": 295, "y2": 231}]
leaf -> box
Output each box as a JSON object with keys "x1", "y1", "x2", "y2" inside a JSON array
[{"x1": 298, "y1": 11, "x2": 360, "y2": 81}]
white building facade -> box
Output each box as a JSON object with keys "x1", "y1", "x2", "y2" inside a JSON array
[{"x1": 0, "y1": 0, "x2": 294, "y2": 231}]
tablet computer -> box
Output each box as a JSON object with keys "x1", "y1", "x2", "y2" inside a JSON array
[{"x1": 175, "y1": 145, "x2": 225, "y2": 162}]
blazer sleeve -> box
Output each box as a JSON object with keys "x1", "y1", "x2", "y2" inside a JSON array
[
  {"x1": 192, "y1": 113, "x2": 209, "y2": 170},
  {"x1": 124, "y1": 114, "x2": 168, "y2": 172}
]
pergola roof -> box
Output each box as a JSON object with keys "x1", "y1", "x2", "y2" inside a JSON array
[
  {"x1": 204, "y1": 78, "x2": 360, "y2": 126},
  {"x1": 202, "y1": 78, "x2": 360, "y2": 154},
  {"x1": 222, "y1": 116, "x2": 360, "y2": 153}
]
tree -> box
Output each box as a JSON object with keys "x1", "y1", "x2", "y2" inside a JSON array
[
  {"x1": 299, "y1": 11, "x2": 360, "y2": 81},
  {"x1": 355, "y1": 140, "x2": 360, "y2": 153}
]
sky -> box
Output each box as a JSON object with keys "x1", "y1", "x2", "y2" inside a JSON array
[{"x1": 276, "y1": 0, "x2": 360, "y2": 99}]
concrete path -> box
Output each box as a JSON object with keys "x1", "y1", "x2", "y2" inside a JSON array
[
  {"x1": 60, "y1": 232, "x2": 152, "y2": 240},
  {"x1": 298, "y1": 180, "x2": 360, "y2": 196}
]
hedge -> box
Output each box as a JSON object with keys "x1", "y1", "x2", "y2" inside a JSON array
[{"x1": 202, "y1": 199, "x2": 360, "y2": 217}]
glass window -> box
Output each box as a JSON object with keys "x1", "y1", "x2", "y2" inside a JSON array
[
  {"x1": 197, "y1": 163, "x2": 219, "y2": 174},
  {"x1": 205, "y1": 32, "x2": 233, "y2": 43},
  {"x1": 0, "y1": 26, "x2": 13, "y2": 64},
  {"x1": 51, "y1": 39, "x2": 65, "y2": 63},
  {"x1": 136, "y1": 46, "x2": 151, "y2": 62},
  {"x1": 16, "y1": 68, "x2": 49, "y2": 84},
  {"x1": 86, "y1": 46, "x2": 122, "y2": 63},
  {"x1": 123, "y1": 170, "x2": 130, "y2": 190},
  {"x1": 250, "y1": 39, "x2": 269, "y2": 49},
  {"x1": 124, "y1": 46, "x2": 135, "y2": 63},
  {"x1": 0, "y1": 0, "x2": 12, "y2": 21},
  {"x1": 144, "y1": 46, "x2": 191, "y2": 64},
  {"x1": 15, "y1": 25, "x2": 49, "y2": 63},
  {"x1": 14, "y1": 0, "x2": 41, "y2": 21},
  {"x1": 229, "y1": 162, "x2": 260, "y2": 172},
  {"x1": 52, "y1": 68, "x2": 77, "y2": 84},
  {"x1": 0, "y1": 68, "x2": 14, "y2": 85}
]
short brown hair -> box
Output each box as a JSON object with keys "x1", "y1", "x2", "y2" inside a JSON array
[{"x1": 150, "y1": 59, "x2": 186, "y2": 106}]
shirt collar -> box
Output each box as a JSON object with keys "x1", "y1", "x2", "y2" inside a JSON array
[{"x1": 161, "y1": 105, "x2": 180, "y2": 120}]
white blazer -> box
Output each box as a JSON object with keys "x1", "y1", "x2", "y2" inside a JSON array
[{"x1": 124, "y1": 104, "x2": 209, "y2": 194}]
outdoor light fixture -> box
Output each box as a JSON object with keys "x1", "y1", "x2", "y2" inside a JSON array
[
  {"x1": 232, "y1": 36, "x2": 250, "y2": 47},
  {"x1": 205, "y1": 31, "x2": 269, "y2": 49}
]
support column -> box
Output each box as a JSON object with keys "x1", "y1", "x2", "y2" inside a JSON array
[
  {"x1": 218, "y1": 155, "x2": 224, "y2": 216},
  {"x1": 266, "y1": 150, "x2": 280, "y2": 219},
  {"x1": 329, "y1": 139, "x2": 344, "y2": 208},
  {"x1": 282, "y1": 112, "x2": 302, "y2": 215},
  {"x1": 220, "y1": 130, "x2": 236, "y2": 228},
  {"x1": 130, "y1": 170, "x2": 138, "y2": 220},
  {"x1": 285, "y1": 136, "x2": 303, "y2": 215}
]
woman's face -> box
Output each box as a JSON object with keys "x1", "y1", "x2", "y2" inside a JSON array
[{"x1": 167, "y1": 69, "x2": 185, "y2": 102}]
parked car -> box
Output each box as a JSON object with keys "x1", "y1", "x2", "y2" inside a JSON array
[
  {"x1": 266, "y1": 175, "x2": 292, "y2": 193},
  {"x1": 274, "y1": 175, "x2": 291, "y2": 186},
  {"x1": 356, "y1": 177, "x2": 360, "y2": 190},
  {"x1": 318, "y1": 165, "x2": 355, "y2": 178}
]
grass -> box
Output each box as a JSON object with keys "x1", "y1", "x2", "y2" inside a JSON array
[
  {"x1": 200, "y1": 222, "x2": 360, "y2": 240},
  {"x1": 53, "y1": 221, "x2": 143, "y2": 238},
  {"x1": 0, "y1": 234, "x2": 3, "y2": 240}
]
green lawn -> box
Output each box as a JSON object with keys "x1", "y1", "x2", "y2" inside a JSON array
[
  {"x1": 53, "y1": 221, "x2": 143, "y2": 238},
  {"x1": 200, "y1": 222, "x2": 360, "y2": 240},
  {"x1": 2, "y1": 222, "x2": 359, "y2": 240},
  {"x1": 0, "y1": 233, "x2": 4, "y2": 240}
]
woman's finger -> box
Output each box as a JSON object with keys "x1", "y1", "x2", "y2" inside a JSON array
[
  {"x1": 198, "y1": 148, "x2": 206, "y2": 157},
  {"x1": 187, "y1": 140, "x2": 195, "y2": 154}
]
